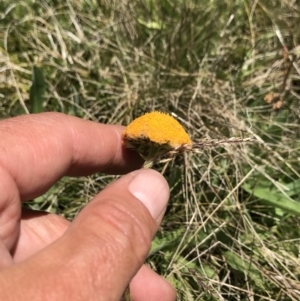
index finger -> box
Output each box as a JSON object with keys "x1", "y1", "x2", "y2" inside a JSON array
[{"x1": 0, "y1": 112, "x2": 142, "y2": 200}]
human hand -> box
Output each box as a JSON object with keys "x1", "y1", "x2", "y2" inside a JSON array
[{"x1": 0, "y1": 113, "x2": 176, "y2": 301}]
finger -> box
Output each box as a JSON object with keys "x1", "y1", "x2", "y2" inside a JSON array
[
  {"x1": 0, "y1": 112, "x2": 142, "y2": 201},
  {"x1": 15, "y1": 210, "x2": 176, "y2": 301},
  {"x1": 0, "y1": 169, "x2": 170, "y2": 301},
  {"x1": 131, "y1": 265, "x2": 176, "y2": 301},
  {"x1": 14, "y1": 211, "x2": 175, "y2": 301},
  {"x1": 12, "y1": 209, "x2": 69, "y2": 262}
]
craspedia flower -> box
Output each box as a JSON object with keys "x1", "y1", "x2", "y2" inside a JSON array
[{"x1": 123, "y1": 111, "x2": 192, "y2": 167}]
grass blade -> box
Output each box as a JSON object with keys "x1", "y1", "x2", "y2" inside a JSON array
[{"x1": 29, "y1": 66, "x2": 45, "y2": 113}]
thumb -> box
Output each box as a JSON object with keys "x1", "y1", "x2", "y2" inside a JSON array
[{"x1": 0, "y1": 169, "x2": 170, "y2": 301}]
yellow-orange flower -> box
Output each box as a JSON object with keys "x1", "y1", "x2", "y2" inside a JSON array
[
  {"x1": 123, "y1": 111, "x2": 192, "y2": 148},
  {"x1": 122, "y1": 112, "x2": 192, "y2": 166}
]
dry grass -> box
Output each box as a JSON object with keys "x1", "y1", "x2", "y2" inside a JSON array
[{"x1": 1, "y1": 0, "x2": 300, "y2": 300}]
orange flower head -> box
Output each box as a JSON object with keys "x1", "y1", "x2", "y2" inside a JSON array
[{"x1": 122, "y1": 112, "x2": 192, "y2": 164}]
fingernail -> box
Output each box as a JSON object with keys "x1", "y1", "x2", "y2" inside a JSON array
[{"x1": 128, "y1": 169, "x2": 169, "y2": 219}]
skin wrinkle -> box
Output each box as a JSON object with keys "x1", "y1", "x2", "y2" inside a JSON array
[
  {"x1": 28, "y1": 139, "x2": 48, "y2": 192},
  {"x1": 21, "y1": 215, "x2": 58, "y2": 247},
  {"x1": 69, "y1": 234, "x2": 128, "y2": 301},
  {"x1": 92, "y1": 125, "x2": 122, "y2": 172},
  {"x1": 30, "y1": 115, "x2": 73, "y2": 181},
  {"x1": 12, "y1": 211, "x2": 70, "y2": 262},
  {"x1": 1, "y1": 117, "x2": 45, "y2": 197},
  {"x1": 64, "y1": 115, "x2": 82, "y2": 169},
  {"x1": 100, "y1": 128, "x2": 129, "y2": 174},
  {"x1": 102, "y1": 128, "x2": 120, "y2": 171},
  {"x1": 37, "y1": 226, "x2": 127, "y2": 301},
  {"x1": 63, "y1": 115, "x2": 131, "y2": 176},
  {"x1": 0, "y1": 240, "x2": 13, "y2": 267},
  {"x1": 0, "y1": 135, "x2": 23, "y2": 186},
  {"x1": 91, "y1": 243, "x2": 134, "y2": 301},
  {"x1": 26, "y1": 139, "x2": 58, "y2": 196},
  {"x1": 0, "y1": 136, "x2": 10, "y2": 169},
  {"x1": 4, "y1": 114, "x2": 75, "y2": 200},
  {"x1": 12, "y1": 232, "x2": 91, "y2": 301},
  {"x1": 37, "y1": 136, "x2": 66, "y2": 187},
  {"x1": 0, "y1": 164, "x2": 21, "y2": 251},
  {"x1": 12, "y1": 219, "x2": 49, "y2": 261},
  {"x1": 36, "y1": 215, "x2": 67, "y2": 241},
  {"x1": 75, "y1": 198, "x2": 152, "y2": 264},
  {"x1": 99, "y1": 200, "x2": 151, "y2": 259},
  {"x1": 50, "y1": 247, "x2": 97, "y2": 301},
  {"x1": 10, "y1": 255, "x2": 79, "y2": 301},
  {"x1": 64, "y1": 252, "x2": 100, "y2": 300}
]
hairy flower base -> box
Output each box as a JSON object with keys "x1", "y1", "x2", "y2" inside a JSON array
[{"x1": 124, "y1": 135, "x2": 191, "y2": 167}]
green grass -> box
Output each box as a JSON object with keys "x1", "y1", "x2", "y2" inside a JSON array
[{"x1": 1, "y1": 0, "x2": 300, "y2": 300}]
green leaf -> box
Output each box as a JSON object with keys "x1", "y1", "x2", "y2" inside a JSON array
[
  {"x1": 224, "y1": 251, "x2": 265, "y2": 288},
  {"x1": 243, "y1": 182, "x2": 300, "y2": 216},
  {"x1": 29, "y1": 66, "x2": 45, "y2": 113},
  {"x1": 283, "y1": 179, "x2": 300, "y2": 197},
  {"x1": 150, "y1": 228, "x2": 185, "y2": 256}
]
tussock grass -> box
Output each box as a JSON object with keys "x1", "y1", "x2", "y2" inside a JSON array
[{"x1": 1, "y1": 0, "x2": 300, "y2": 300}]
